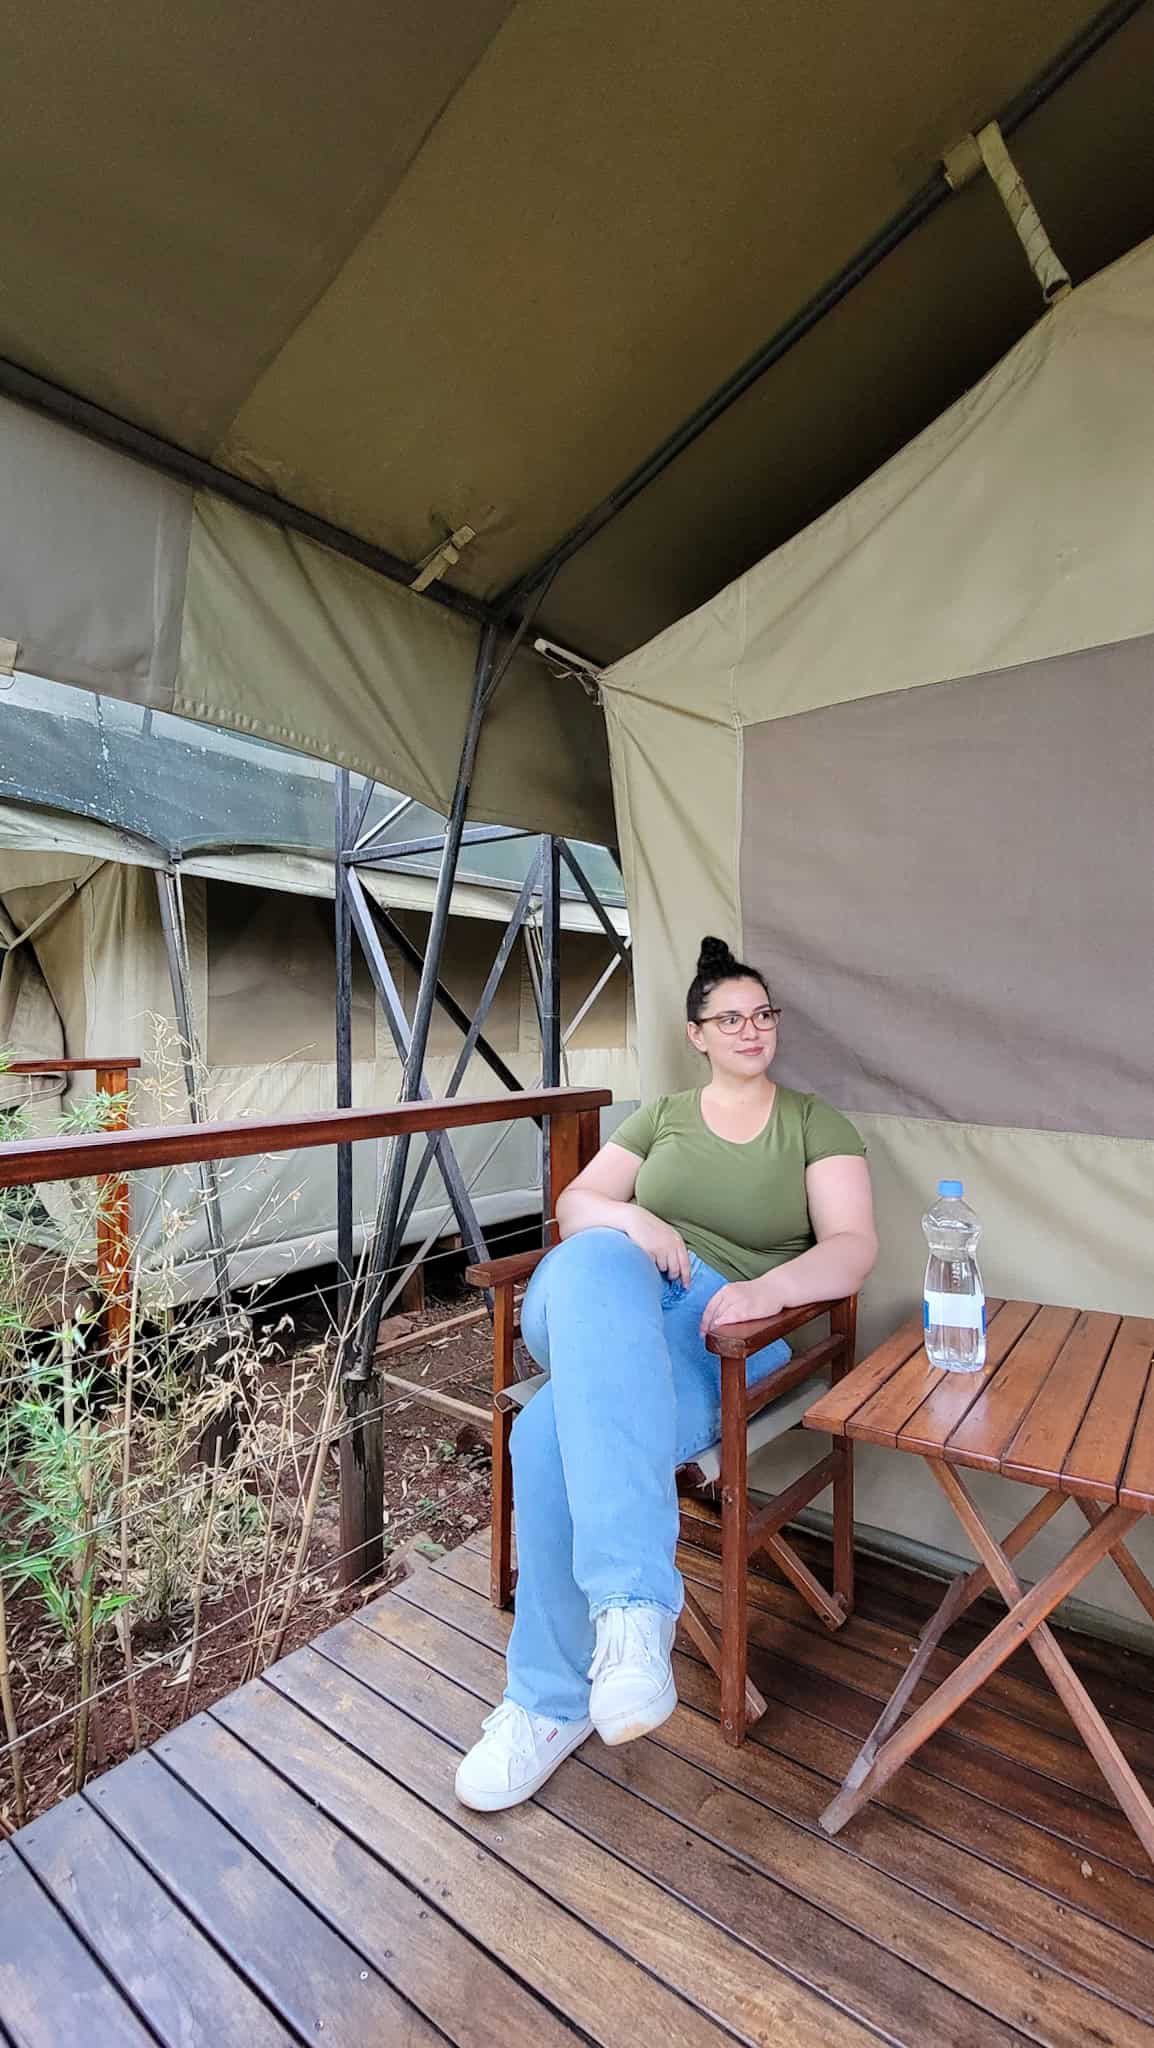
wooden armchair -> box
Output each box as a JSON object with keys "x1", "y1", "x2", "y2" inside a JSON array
[{"x1": 465, "y1": 1244, "x2": 857, "y2": 1745}]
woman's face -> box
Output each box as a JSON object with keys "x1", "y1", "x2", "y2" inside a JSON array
[{"x1": 687, "y1": 975, "x2": 779, "y2": 1080}]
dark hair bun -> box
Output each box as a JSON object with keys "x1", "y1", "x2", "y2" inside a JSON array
[{"x1": 696, "y1": 935, "x2": 738, "y2": 976}]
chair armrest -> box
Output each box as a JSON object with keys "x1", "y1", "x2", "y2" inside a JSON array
[
  {"x1": 465, "y1": 1247, "x2": 549, "y2": 1291},
  {"x1": 705, "y1": 1297, "x2": 850, "y2": 1360}
]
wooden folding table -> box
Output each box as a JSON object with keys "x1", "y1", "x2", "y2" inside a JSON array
[{"x1": 803, "y1": 1298, "x2": 1154, "y2": 1864}]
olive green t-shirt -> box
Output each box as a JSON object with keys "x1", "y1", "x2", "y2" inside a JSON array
[{"x1": 610, "y1": 1086, "x2": 865, "y2": 1284}]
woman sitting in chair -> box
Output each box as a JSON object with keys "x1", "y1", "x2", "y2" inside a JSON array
[{"x1": 455, "y1": 935, "x2": 877, "y2": 1810}]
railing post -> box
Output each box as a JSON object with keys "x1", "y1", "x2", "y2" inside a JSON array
[{"x1": 94, "y1": 1064, "x2": 132, "y2": 1363}]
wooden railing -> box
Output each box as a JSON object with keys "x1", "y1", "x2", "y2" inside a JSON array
[
  {"x1": 0, "y1": 1085, "x2": 609, "y2": 1580},
  {"x1": 4, "y1": 1057, "x2": 141, "y2": 1354}
]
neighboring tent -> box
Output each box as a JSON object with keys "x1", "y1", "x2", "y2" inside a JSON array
[
  {"x1": 0, "y1": 678, "x2": 636, "y2": 1296},
  {"x1": 601, "y1": 232, "x2": 1154, "y2": 1627}
]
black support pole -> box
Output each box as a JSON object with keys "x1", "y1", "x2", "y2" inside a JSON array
[
  {"x1": 365, "y1": 898, "x2": 524, "y2": 1096},
  {"x1": 154, "y1": 868, "x2": 231, "y2": 1310},
  {"x1": 334, "y1": 769, "x2": 355, "y2": 1330},
  {"x1": 539, "y1": 836, "x2": 562, "y2": 1233}
]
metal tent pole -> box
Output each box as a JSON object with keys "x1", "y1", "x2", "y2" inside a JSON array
[
  {"x1": 557, "y1": 840, "x2": 630, "y2": 963},
  {"x1": 352, "y1": 824, "x2": 530, "y2": 866},
  {"x1": 365, "y1": 621, "x2": 499, "y2": 1289},
  {"x1": 563, "y1": 944, "x2": 629, "y2": 1046},
  {"x1": 391, "y1": 847, "x2": 544, "y2": 1245},
  {"x1": 539, "y1": 836, "x2": 562, "y2": 1231},
  {"x1": 154, "y1": 868, "x2": 231, "y2": 1308},
  {"x1": 364, "y1": 898, "x2": 524, "y2": 1096},
  {"x1": 353, "y1": 794, "x2": 414, "y2": 857},
  {"x1": 343, "y1": 865, "x2": 488, "y2": 1270},
  {"x1": 334, "y1": 769, "x2": 355, "y2": 1329}
]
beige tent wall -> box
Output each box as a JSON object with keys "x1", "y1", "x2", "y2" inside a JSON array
[
  {"x1": 0, "y1": 400, "x2": 612, "y2": 844},
  {"x1": 602, "y1": 235, "x2": 1154, "y2": 1634},
  {"x1": 179, "y1": 499, "x2": 613, "y2": 841}
]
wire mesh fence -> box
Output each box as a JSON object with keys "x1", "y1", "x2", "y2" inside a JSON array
[{"x1": 0, "y1": 1054, "x2": 605, "y2": 1833}]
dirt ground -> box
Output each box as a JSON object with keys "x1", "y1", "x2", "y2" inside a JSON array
[{"x1": 1, "y1": 1289, "x2": 496, "y2": 1832}]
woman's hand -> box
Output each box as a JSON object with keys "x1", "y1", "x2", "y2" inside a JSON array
[
  {"x1": 626, "y1": 1209, "x2": 692, "y2": 1287},
  {"x1": 699, "y1": 1278, "x2": 781, "y2": 1338}
]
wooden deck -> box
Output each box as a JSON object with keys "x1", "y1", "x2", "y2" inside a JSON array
[{"x1": 5, "y1": 1522, "x2": 1154, "y2": 2048}]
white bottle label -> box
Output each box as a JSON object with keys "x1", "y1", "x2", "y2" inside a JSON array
[{"x1": 924, "y1": 1291, "x2": 985, "y2": 1332}]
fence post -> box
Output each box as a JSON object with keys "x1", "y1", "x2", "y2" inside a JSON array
[
  {"x1": 339, "y1": 1372, "x2": 387, "y2": 1588},
  {"x1": 94, "y1": 1065, "x2": 132, "y2": 1363}
]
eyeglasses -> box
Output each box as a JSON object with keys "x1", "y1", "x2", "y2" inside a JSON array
[{"x1": 697, "y1": 1005, "x2": 780, "y2": 1035}]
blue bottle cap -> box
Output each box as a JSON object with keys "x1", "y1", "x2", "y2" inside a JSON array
[{"x1": 938, "y1": 1179, "x2": 964, "y2": 1199}]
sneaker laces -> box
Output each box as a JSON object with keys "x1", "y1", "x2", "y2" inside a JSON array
[
  {"x1": 479, "y1": 1698, "x2": 541, "y2": 1759},
  {"x1": 589, "y1": 1606, "x2": 664, "y2": 1681}
]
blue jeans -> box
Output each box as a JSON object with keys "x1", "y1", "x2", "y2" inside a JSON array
[{"x1": 505, "y1": 1226, "x2": 791, "y2": 1722}]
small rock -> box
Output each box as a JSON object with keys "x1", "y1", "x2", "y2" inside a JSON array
[{"x1": 1080, "y1": 1860, "x2": 1093, "y2": 1879}]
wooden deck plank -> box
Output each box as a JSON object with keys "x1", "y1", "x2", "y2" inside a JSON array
[
  {"x1": 255, "y1": 1644, "x2": 880, "y2": 2048},
  {"x1": 6, "y1": 1517, "x2": 1154, "y2": 2048},
  {"x1": 408, "y1": 1558, "x2": 1154, "y2": 1937},
  {"x1": 682, "y1": 1551, "x2": 1154, "y2": 1809},
  {"x1": 0, "y1": 1846, "x2": 156, "y2": 2048},
  {"x1": 158, "y1": 1706, "x2": 583, "y2": 2048},
  {"x1": 88, "y1": 1750, "x2": 442, "y2": 2047},
  {"x1": 394, "y1": 1566, "x2": 1154, "y2": 2006},
  {"x1": 434, "y1": 1541, "x2": 1154, "y2": 1882},
  {"x1": 363, "y1": 1586, "x2": 1154, "y2": 2047},
  {"x1": 670, "y1": 1523, "x2": 1154, "y2": 1780},
  {"x1": 217, "y1": 1669, "x2": 739, "y2": 2048},
  {"x1": 332, "y1": 1610, "x2": 1032, "y2": 2048},
  {"x1": 438, "y1": 1534, "x2": 1154, "y2": 1812},
  {"x1": 684, "y1": 1515, "x2": 1154, "y2": 1722},
  {"x1": 438, "y1": 1542, "x2": 1154, "y2": 1914},
  {"x1": 471, "y1": 1512, "x2": 1154, "y2": 1720},
  {"x1": 14, "y1": 1793, "x2": 296, "y2": 2048}
]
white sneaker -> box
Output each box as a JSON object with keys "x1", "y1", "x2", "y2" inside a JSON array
[
  {"x1": 588, "y1": 1604, "x2": 677, "y2": 1745},
  {"x1": 454, "y1": 1699, "x2": 593, "y2": 1811}
]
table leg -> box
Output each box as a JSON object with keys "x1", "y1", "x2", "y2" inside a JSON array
[
  {"x1": 824, "y1": 1486, "x2": 1068, "y2": 1811},
  {"x1": 933, "y1": 1467, "x2": 1154, "y2": 1862},
  {"x1": 820, "y1": 1479, "x2": 1140, "y2": 1842},
  {"x1": 1076, "y1": 1496, "x2": 1154, "y2": 1627}
]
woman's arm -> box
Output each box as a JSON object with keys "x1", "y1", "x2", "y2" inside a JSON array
[
  {"x1": 700, "y1": 1154, "x2": 877, "y2": 1334},
  {"x1": 555, "y1": 1142, "x2": 692, "y2": 1285}
]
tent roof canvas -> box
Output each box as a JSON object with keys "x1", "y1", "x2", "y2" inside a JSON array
[{"x1": 1, "y1": 2, "x2": 1152, "y2": 839}]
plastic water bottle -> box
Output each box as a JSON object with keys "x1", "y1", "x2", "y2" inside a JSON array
[{"x1": 922, "y1": 1180, "x2": 986, "y2": 1372}]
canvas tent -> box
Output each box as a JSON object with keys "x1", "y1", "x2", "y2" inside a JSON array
[
  {"x1": 0, "y1": 676, "x2": 635, "y2": 1294},
  {"x1": 601, "y1": 231, "x2": 1154, "y2": 1628},
  {"x1": 1, "y1": 1, "x2": 1153, "y2": 1615}
]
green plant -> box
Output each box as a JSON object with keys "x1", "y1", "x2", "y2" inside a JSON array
[
  {"x1": 2, "y1": 1364, "x2": 127, "y2": 1789},
  {"x1": 57, "y1": 1089, "x2": 130, "y2": 1136},
  {"x1": 0, "y1": 1019, "x2": 342, "y2": 1819}
]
